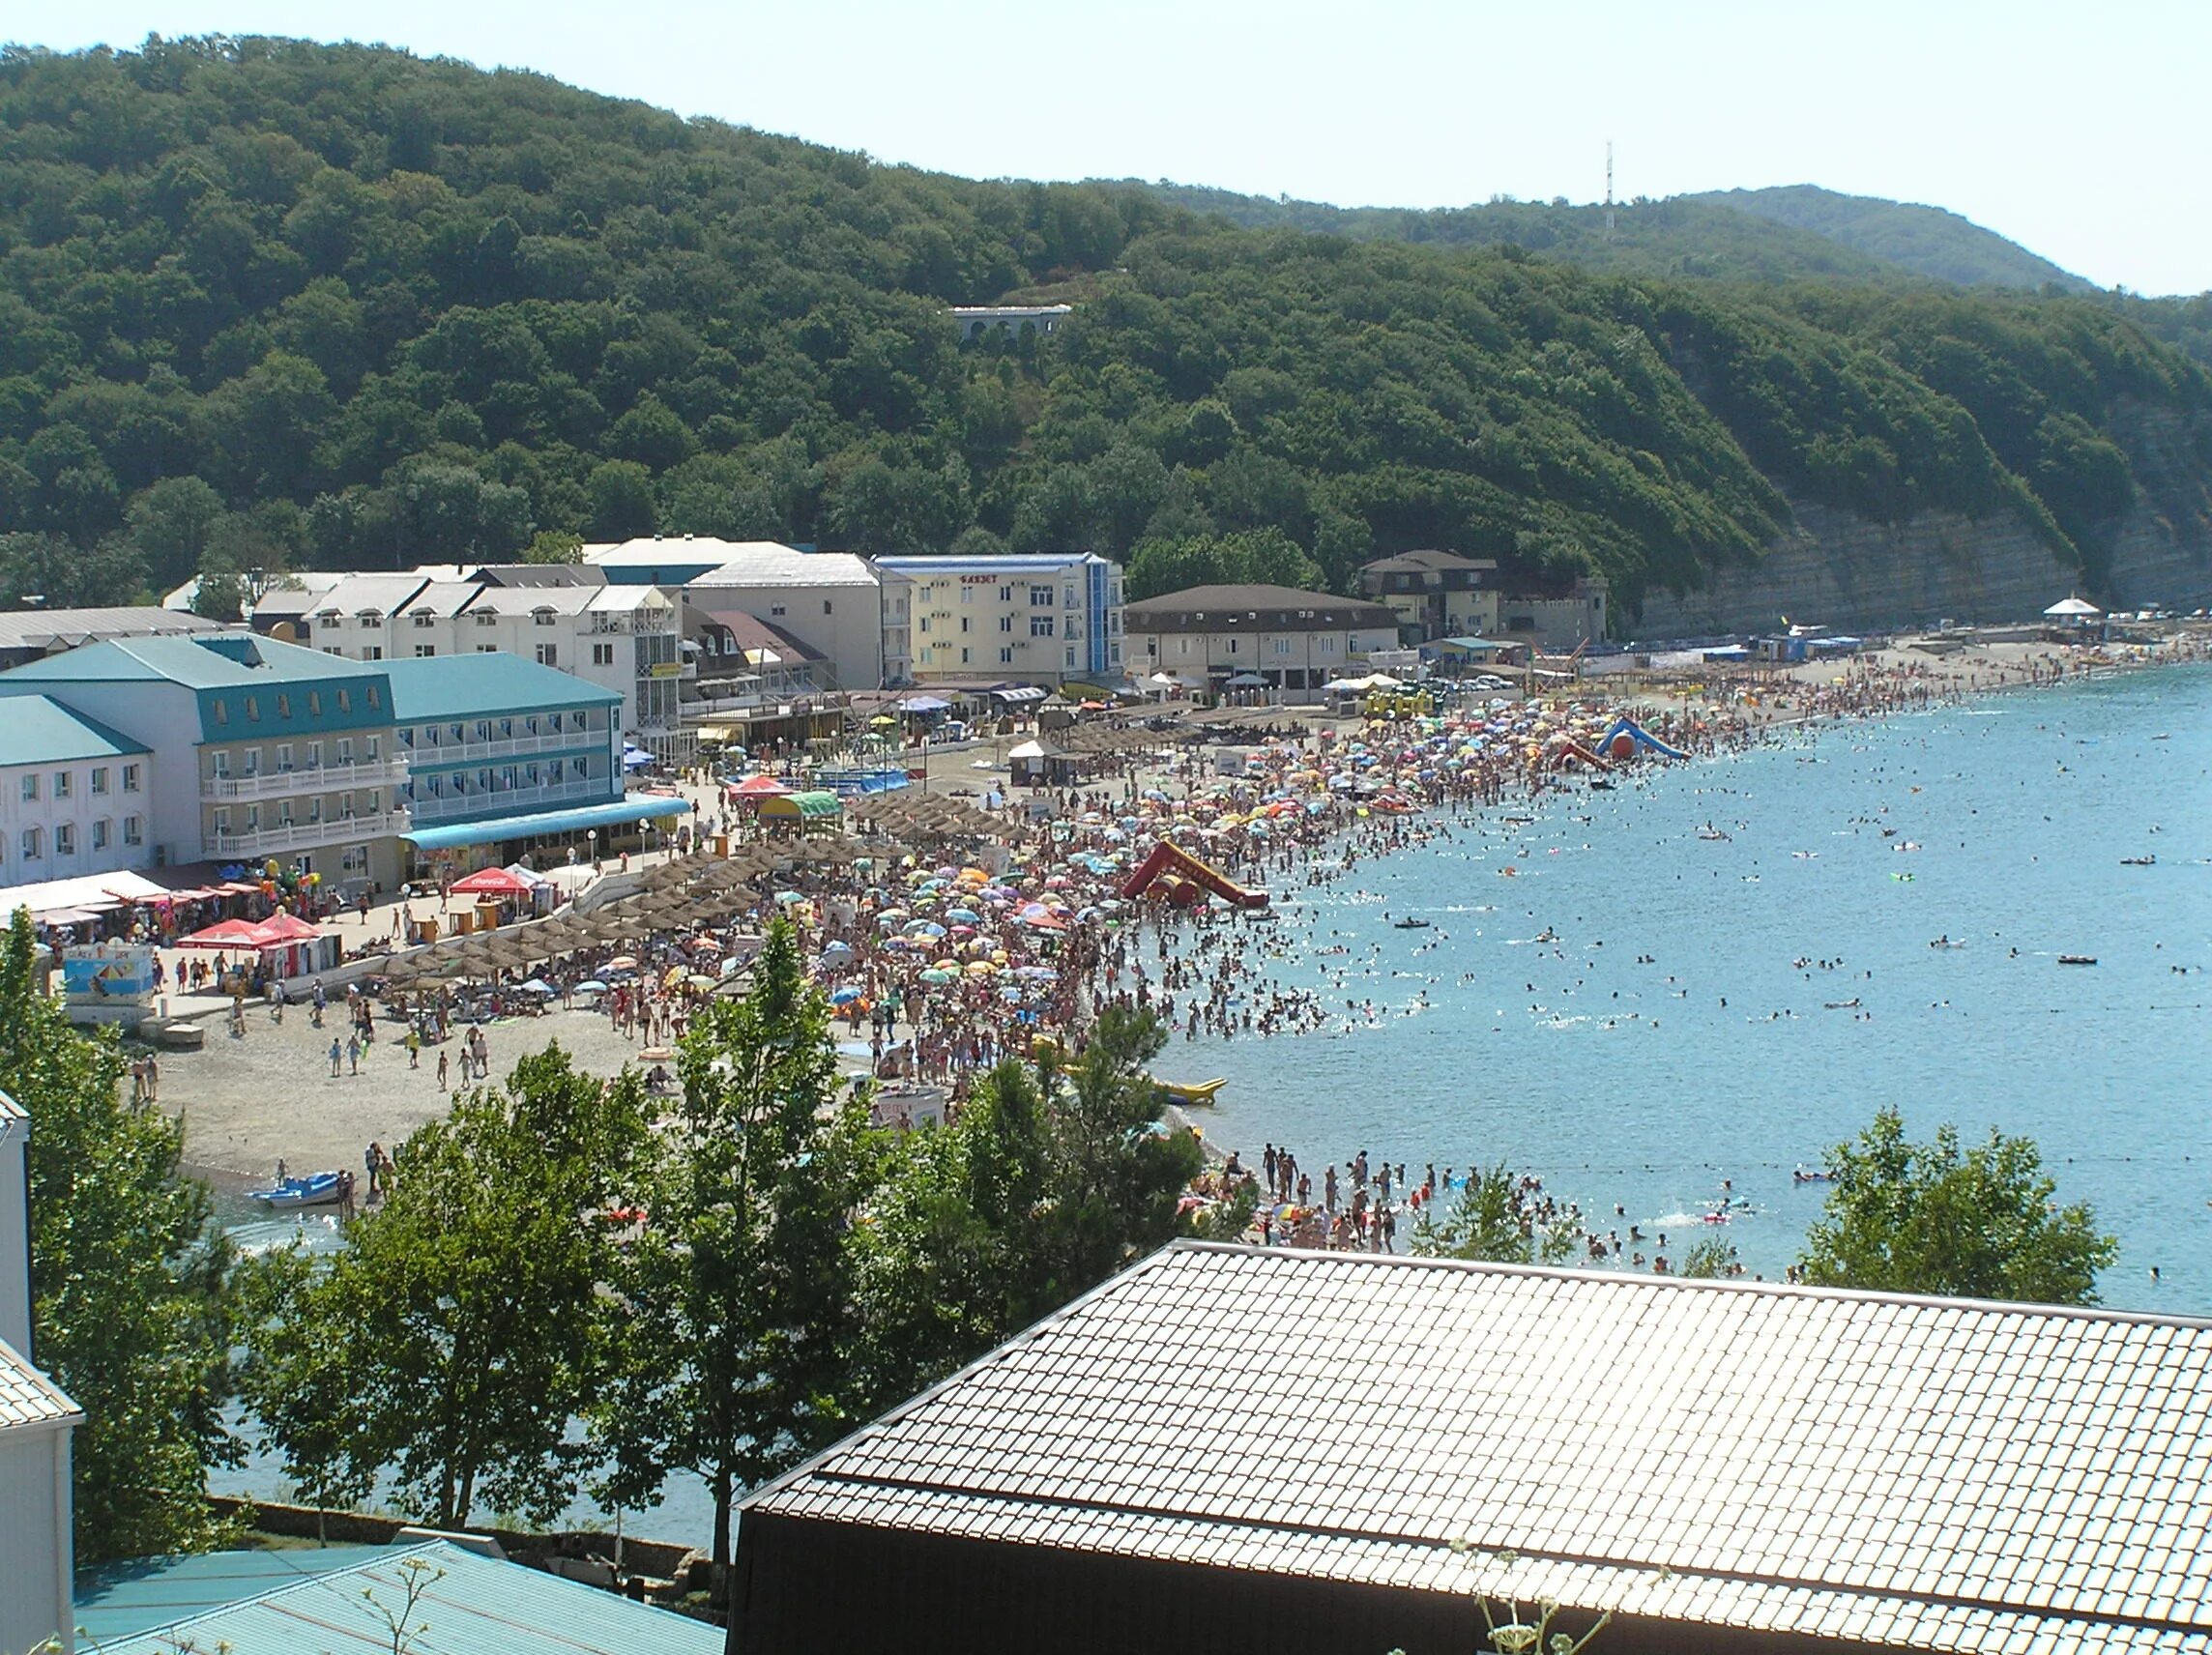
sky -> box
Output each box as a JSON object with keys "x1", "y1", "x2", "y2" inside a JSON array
[{"x1": 18, "y1": 0, "x2": 2212, "y2": 295}]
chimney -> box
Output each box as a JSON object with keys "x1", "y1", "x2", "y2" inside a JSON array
[{"x1": 0, "y1": 1089, "x2": 28, "y2": 1354}]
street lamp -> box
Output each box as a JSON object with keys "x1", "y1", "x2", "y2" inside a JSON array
[
  {"x1": 640, "y1": 817, "x2": 654, "y2": 856},
  {"x1": 587, "y1": 828, "x2": 598, "y2": 871}
]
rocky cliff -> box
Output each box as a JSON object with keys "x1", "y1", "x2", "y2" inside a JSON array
[{"x1": 1633, "y1": 401, "x2": 2212, "y2": 637}]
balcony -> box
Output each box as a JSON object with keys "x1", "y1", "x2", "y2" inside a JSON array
[
  {"x1": 404, "y1": 730, "x2": 605, "y2": 765},
  {"x1": 206, "y1": 808, "x2": 411, "y2": 858},
  {"x1": 407, "y1": 775, "x2": 613, "y2": 825},
  {"x1": 202, "y1": 757, "x2": 409, "y2": 801}
]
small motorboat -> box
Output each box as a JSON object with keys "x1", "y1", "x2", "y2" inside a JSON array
[
  {"x1": 1392, "y1": 916, "x2": 1433, "y2": 930},
  {"x1": 2120, "y1": 856, "x2": 2156, "y2": 866},
  {"x1": 247, "y1": 1171, "x2": 345, "y2": 1209},
  {"x1": 2057, "y1": 954, "x2": 2098, "y2": 967}
]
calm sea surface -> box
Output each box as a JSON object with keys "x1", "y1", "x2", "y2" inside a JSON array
[
  {"x1": 1193, "y1": 663, "x2": 2212, "y2": 1304},
  {"x1": 218, "y1": 663, "x2": 2212, "y2": 1538}
]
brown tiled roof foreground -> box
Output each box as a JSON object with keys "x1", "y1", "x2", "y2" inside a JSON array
[{"x1": 750, "y1": 1241, "x2": 2212, "y2": 1654}]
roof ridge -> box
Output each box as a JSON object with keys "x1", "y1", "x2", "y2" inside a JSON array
[{"x1": 1167, "y1": 1238, "x2": 2212, "y2": 1328}]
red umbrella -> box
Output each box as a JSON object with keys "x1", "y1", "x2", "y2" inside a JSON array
[
  {"x1": 176, "y1": 917, "x2": 278, "y2": 950},
  {"x1": 450, "y1": 867, "x2": 535, "y2": 898},
  {"x1": 729, "y1": 774, "x2": 794, "y2": 798}
]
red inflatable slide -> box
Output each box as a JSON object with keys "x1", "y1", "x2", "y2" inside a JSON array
[{"x1": 1121, "y1": 841, "x2": 1270, "y2": 909}]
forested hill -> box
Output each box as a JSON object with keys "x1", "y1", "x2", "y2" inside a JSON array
[
  {"x1": 1, "y1": 36, "x2": 2207, "y2": 624},
  {"x1": 1684, "y1": 187, "x2": 2093, "y2": 293}
]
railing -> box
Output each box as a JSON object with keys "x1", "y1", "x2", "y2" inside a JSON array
[
  {"x1": 206, "y1": 809, "x2": 411, "y2": 858},
  {"x1": 202, "y1": 757, "x2": 410, "y2": 801},
  {"x1": 405, "y1": 776, "x2": 613, "y2": 824},
  {"x1": 402, "y1": 730, "x2": 605, "y2": 764}
]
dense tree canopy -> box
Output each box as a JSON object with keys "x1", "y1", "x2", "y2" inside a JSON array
[{"x1": 0, "y1": 36, "x2": 2206, "y2": 618}]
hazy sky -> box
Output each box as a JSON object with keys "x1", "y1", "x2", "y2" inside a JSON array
[{"x1": 23, "y1": 0, "x2": 2212, "y2": 295}]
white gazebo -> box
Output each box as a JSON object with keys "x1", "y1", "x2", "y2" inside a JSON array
[{"x1": 2044, "y1": 595, "x2": 2105, "y2": 634}]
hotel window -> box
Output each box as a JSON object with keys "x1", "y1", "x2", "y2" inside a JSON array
[
  {"x1": 534, "y1": 609, "x2": 556, "y2": 625},
  {"x1": 213, "y1": 699, "x2": 227, "y2": 725},
  {"x1": 537, "y1": 643, "x2": 558, "y2": 665},
  {"x1": 365, "y1": 735, "x2": 380, "y2": 761},
  {"x1": 122, "y1": 764, "x2": 140, "y2": 792},
  {"x1": 336, "y1": 689, "x2": 351, "y2": 712},
  {"x1": 276, "y1": 694, "x2": 291, "y2": 718},
  {"x1": 17, "y1": 775, "x2": 33, "y2": 801},
  {"x1": 1064, "y1": 585, "x2": 1077, "y2": 609},
  {"x1": 413, "y1": 612, "x2": 435, "y2": 628},
  {"x1": 770, "y1": 604, "x2": 786, "y2": 618},
  {"x1": 245, "y1": 696, "x2": 259, "y2": 721},
  {"x1": 336, "y1": 738, "x2": 354, "y2": 764},
  {"x1": 90, "y1": 767, "x2": 108, "y2": 795},
  {"x1": 476, "y1": 611, "x2": 498, "y2": 626},
  {"x1": 363, "y1": 647, "x2": 383, "y2": 660},
  {"x1": 1030, "y1": 585, "x2": 1053, "y2": 607},
  {"x1": 367, "y1": 791, "x2": 381, "y2": 813},
  {"x1": 1031, "y1": 615, "x2": 1055, "y2": 638},
  {"x1": 307, "y1": 796, "x2": 323, "y2": 823},
  {"x1": 244, "y1": 805, "x2": 260, "y2": 832},
  {"x1": 276, "y1": 800, "x2": 294, "y2": 828},
  {"x1": 499, "y1": 718, "x2": 513, "y2": 740},
  {"x1": 242, "y1": 748, "x2": 260, "y2": 776},
  {"x1": 53, "y1": 769, "x2": 71, "y2": 798},
  {"x1": 478, "y1": 644, "x2": 498, "y2": 653},
  {"x1": 308, "y1": 691, "x2": 321, "y2": 715},
  {"x1": 341, "y1": 845, "x2": 367, "y2": 876},
  {"x1": 593, "y1": 643, "x2": 615, "y2": 665},
  {"x1": 959, "y1": 617, "x2": 971, "y2": 634},
  {"x1": 823, "y1": 599, "x2": 832, "y2": 615},
  {"x1": 918, "y1": 615, "x2": 930, "y2": 634},
  {"x1": 366, "y1": 686, "x2": 378, "y2": 709},
  {"x1": 999, "y1": 614, "x2": 1014, "y2": 632},
  {"x1": 398, "y1": 727, "x2": 413, "y2": 749},
  {"x1": 415, "y1": 645, "x2": 436, "y2": 657},
  {"x1": 123, "y1": 816, "x2": 141, "y2": 847},
  {"x1": 276, "y1": 743, "x2": 294, "y2": 772},
  {"x1": 306, "y1": 741, "x2": 322, "y2": 769},
  {"x1": 960, "y1": 648, "x2": 972, "y2": 664},
  {"x1": 358, "y1": 613, "x2": 382, "y2": 628},
  {"x1": 959, "y1": 587, "x2": 972, "y2": 604},
  {"x1": 211, "y1": 751, "x2": 230, "y2": 779},
  {"x1": 55, "y1": 824, "x2": 74, "y2": 856},
  {"x1": 1065, "y1": 646, "x2": 1077, "y2": 669},
  {"x1": 213, "y1": 808, "x2": 229, "y2": 837},
  {"x1": 338, "y1": 792, "x2": 354, "y2": 819},
  {"x1": 999, "y1": 646, "x2": 1014, "y2": 665},
  {"x1": 999, "y1": 585, "x2": 1012, "y2": 602},
  {"x1": 570, "y1": 758, "x2": 587, "y2": 778},
  {"x1": 20, "y1": 828, "x2": 40, "y2": 858}
]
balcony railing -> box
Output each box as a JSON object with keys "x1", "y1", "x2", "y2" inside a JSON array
[
  {"x1": 206, "y1": 808, "x2": 411, "y2": 858},
  {"x1": 202, "y1": 756, "x2": 410, "y2": 801},
  {"x1": 406, "y1": 775, "x2": 612, "y2": 825},
  {"x1": 402, "y1": 730, "x2": 605, "y2": 765}
]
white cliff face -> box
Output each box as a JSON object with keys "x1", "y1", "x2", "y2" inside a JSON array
[{"x1": 1633, "y1": 402, "x2": 2212, "y2": 635}]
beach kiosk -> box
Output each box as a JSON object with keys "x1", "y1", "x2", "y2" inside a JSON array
[{"x1": 758, "y1": 789, "x2": 843, "y2": 835}]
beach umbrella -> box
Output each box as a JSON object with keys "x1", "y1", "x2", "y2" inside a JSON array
[
  {"x1": 773, "y1": 889, "x2": 807, "y2": 905},
  {"x1": 918, "y1": 968, "x2": 955, "y2": 985},
  {"x1": 574, "y1": 979, "x2": 608, "y2": 995},
  {"x1": 830, "y1": 986, "x2": 864, "y2": 1006},
  {"x1": 945, "y1": 906, "x2": 981, "y2": 924},
  {"x1": 819, "y1": 940, "x2": 854, "y2": 959}
]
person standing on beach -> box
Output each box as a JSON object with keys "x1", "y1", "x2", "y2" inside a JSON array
[
  {"x1": 436, "y1": 1048, "x2": 449, "y2": 1090},
  {"x1": 329, "y1": 1036, "x2": 341, "y2": 1077},
  {"x1": 346, "y1": 1033, "x2": 361, "y2": 1075},
  {"x1": 364, "y1": 1142, "x2": 382, "y2": 1200}
]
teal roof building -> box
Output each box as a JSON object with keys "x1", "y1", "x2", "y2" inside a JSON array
[{"x1": 74, "y1": 1540, "x2": 721, "y2": 1655}]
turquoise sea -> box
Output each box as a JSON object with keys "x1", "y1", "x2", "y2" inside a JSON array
[
  {"x1": 218, "y1": 664, "x2": 2212, "y2": 1539},
  {"x1": 1193, "y1": 664, "x2": 2212, "y2": 1306}
]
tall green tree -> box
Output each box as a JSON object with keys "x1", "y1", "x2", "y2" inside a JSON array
[
  {"x1": 236, "y1": 1047, "x2": 649, "y2": 1527},
  {"x1": 1797, "y1": 1108, "x2": 2116, "y2": 1304},
  {"x1": 0, "y1": 910, "x2": 241, "y2": 1566},
  {"x1": 594, "y1": 920, "x2": 875, "y2": 1579}
]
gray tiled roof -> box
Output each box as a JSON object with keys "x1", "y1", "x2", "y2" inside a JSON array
[
  {"x1": 0, "y1": 1337, "x2": 78, "y2": 1432},
  {"x1": 749, "y1": 1243, "x2": 2212, "y2": 1654}
]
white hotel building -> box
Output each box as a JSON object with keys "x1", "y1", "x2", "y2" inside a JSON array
[{"x1": 875, "y1": 553, "x2": 1124, "y2": 687}]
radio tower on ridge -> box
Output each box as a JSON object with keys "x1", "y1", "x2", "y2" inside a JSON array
[{"x1": 1605, "y1": 140, "x2": 1616, "y2": 239}]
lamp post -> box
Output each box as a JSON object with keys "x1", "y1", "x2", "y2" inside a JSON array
[{"x1": 587, "y1": 828, "x2": 598, "y2": 873}]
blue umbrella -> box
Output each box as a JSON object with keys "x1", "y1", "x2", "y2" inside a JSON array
[{"x1": 830, "y1": 986, "x2": 864, "y2": 1005}]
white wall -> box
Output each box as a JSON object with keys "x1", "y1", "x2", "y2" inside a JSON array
[
  {"x1": 0, "y1": 682, "x2": 201, "y2": 869},
  {"x1": 0, "y1": 756, "x2": 153, "y2": 886},
  {"x1": 0, "y1": 1095, "x2": 25, "y2": 1355},
  {"x1": 691, "y1": 579, "x2": 884, "y2": 691},
  {"x1": 0, "y1": 1423, "x2": 72, "y2": 1655}
]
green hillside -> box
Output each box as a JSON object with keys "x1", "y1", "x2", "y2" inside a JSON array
[
  {"x1": 0, "y1": 36, "x2": 2204, "y2": 623},
  {"x1": 1685, "y1": 186, "x2": 2093, "y2": 293}
]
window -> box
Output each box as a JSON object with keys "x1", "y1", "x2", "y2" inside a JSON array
[
  {"x1": 53, "y1": 769, "x2": 71, "y2": 798},
  {"x1": 122, "y1": 763, "x2": 140, "y2": 793},
  {"x1": 770, "y1": 604, "x2": 786, "y2": 618},
  {"x1": 959, "y1": 647, "x2": 972, "y2": 664},
  {"x1": 276, "y1": 799, "x2": 293, "y2": 828},
  {"x1": 398, "y1": 728, "x2": 413, "y2": 749},
  {"x1": 999, "y1": 646, "x2": 1014, "y2": 665},
  {"x1": 999, "y1": 614, "x2": 1014, "y2": 632},
  {"x1": 413, "y1": 612, "x2": 435, "y2": 628},
  {"x1": 212, "y1": 699, "x2": 227, "y2": 726},
  {"x1": 245, "y1": 696, "x2": 259, "y2": 721},
  {"x1": 363, "y1": 647, "x2": 383, "y2": 660},
  {"x1": 1273, "y1": 638, "x2": 1292, "y2": 655},
  {"x1": 1065, "y1": 645, "x2": 1077, "y2": 669},
  {"x1": 336, "y1": 689, "x2": 351, "y2": 712},
  {"x1": 824, "y1": 599, "x2": 833, "y2": 615},
  {"x1": 340, "y1": 845, "x2": 367, "y2": 876},
  {"x1": 276, "y1": 694, "x2": 290, "y2": 718},
  {"x1": 54, "y1": 824, "x2": 74, "y2": 857},
  {"x1": 339, "y1": 792, "x2": 355, "y2": 819},
  {"x1": 90, "y1": 766, "x2": 108, "y2": 795},
  {"x1": 570, "y1": 758, "x2": 587, "y2": 778},
  {"x1": 244, "y1": 805, "x2": 259, "y2": 832},
  {"x1": 211, "y1": 751, "x2": 230, "y2": 779},
  {"x1": 537, "y1": 643, "x2": 558, "y2": 666},
  {"x1": 17, "y1": 774, "x2": 34, "y2": 801},
  {"x1": 593, "y1": 643, "x2": 615, "y2": 666},
  {"x1": 999, "y1": 585, "x2": 1012, "y2": 602},
  {"x1": 475, "y1": 609, "x2": 499, "y2": 626},
  {"x1": 918, "y1": 615, "x2": 931, "y2": 634},
  {"x1": 365, "y1": 735, "x2": 379, "y2": 761},
  {"x1": 306, "y1": 796, "x2": 323, "y2": 823},
  {"x1": 242, "y1": 748, "x2": 260, "y2": 776},
  {"x1": 357, "y1": 612, "x2": 382, "y2": 628},
  {"x1": 531, "y1": 609, "x2": 557, "y2": 626},
  {"x1": 1064, "y1": 585, "x2": 1077, "y2": 609},
  {"x1": 306, "y1": 741, "x2": 322, "y2": 769},
  {"x1": 308, "y1": 690, "x2": 322, "y2": 715},
  {"x1": 276, "y1": 743, "x2": 294, "y2": 771},
  {"x1": 20, "y1": 828, "x2": 40, "y2": 859},
  {"x1": 475, "y1": 721, "x2": 491, "y2": 742},
  {"x1": 1030, "y1": 585, "x2": 1053, "y2": 607},
  {"x1": 959, "y1": 617, "x2": 971, "y2": 634},
  {"x1": 123, "y1": 815, "x2": 141, "y2": 847},
  {"x1": 1031, "y1": 615, "x2": 1056, "y2": 638},
  {"x1": 366, "y1": 685, "x2": 378, "y2": 709},
  {"x1": 476, "y1": 644, "x2": 497, "y2": 653},
  {"x1": 336, "y1": 738, "x2": 354, "y2": 765},
  {"x1": 498, "y1": 718, "x2": 513, "y2": 740},
  {"x1": 213, "y1": 807, "x2": 229, "y2": 836},
  {"x1": 415, "y1": 645, "x2": 436, "y2": 657}
]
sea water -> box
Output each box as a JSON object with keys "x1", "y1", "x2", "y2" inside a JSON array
[{"x1": 1192, "y1": 664, "x2": 2212, "y2": 1305}]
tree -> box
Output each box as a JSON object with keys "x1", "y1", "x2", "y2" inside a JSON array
[
  {"x1": 594, "y1": 920, "x2": 876, "y2": 1581},
  {"x1": 123, "y1": 476, "x2": 227, "y2": 589},
  {"x1": 1797, "y1": 1108, "x2": 2116, "y2": 1304},
  {"x1": 1411, "y1": 1165, "x2": 1586, "y2": 1265},
  {"x1": 236, "y1": 1047, "x2": 649, "y2": 1527},
  {"x1": 0, "y1": 910, "x2": 241, "y2": 1565},
  {"x1": 521, "y1": 528, "x2": 584, "y2": 565}
]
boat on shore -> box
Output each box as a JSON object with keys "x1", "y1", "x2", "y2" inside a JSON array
[
  {"x1": 2058, "y1": 954, "x2": 2098, "y2": 967},
  {"x1": 1153, "y1": 1077, "x2": 1226, "y2": 1107},
  {"x1": 247, "y1": 1171, "x2": 345, "y2": 1209}
]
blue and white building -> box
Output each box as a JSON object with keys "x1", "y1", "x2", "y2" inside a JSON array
[
  {"x1": 874, "y1": 553, "x2": 1124, "y2": 687},
  {"x1": 0, "y1": 635, "x2": 407, "y2": 891},
  {"x1": 383, "y1": 653, "x2": 687, "y2": 874}
]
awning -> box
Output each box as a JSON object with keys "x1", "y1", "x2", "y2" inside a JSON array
[
  {"x1": 991, "y1": 685, "x2": 1049, "y2": 703},
  {"x1": 758, "y1": 790, "x2": 843, "y2": 820},
  {"x1": 0, "y1": 870, "x2": 172, "y2": 921},
  {"x1": 404, "y1": 794, "x2": 692, "y2": 852},
  {"x1": 897, "y1": 695, "x2": 951, "y2": 712}
]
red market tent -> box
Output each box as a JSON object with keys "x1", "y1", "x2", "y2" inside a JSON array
[
  {"x1": 253, "y1": 912, "x2": 323, "y2": 942},
  {"x1": 728, "y1": 774, "x2": 794, "y2": 798},
  {"x1": 175, "y1": 917, "x2": 277, "y2": 950},
  {"x1": 449, "y1": 866, "x2": 536, "y2": 898}
]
